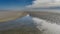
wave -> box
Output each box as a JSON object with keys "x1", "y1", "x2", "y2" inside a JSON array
[{"x1": 32, "y1": 17, "x2": 60, "y2": 34}]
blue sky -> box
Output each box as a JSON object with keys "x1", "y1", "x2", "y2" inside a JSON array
[
  {"x1": 0, "y1": 0, "x2": 60, "y2": 10},
  {"x1": 0, "y1": 0, "x2": 34, "y2": 10}
]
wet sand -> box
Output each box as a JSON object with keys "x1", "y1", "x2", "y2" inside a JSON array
[
  {"x1": 0, "y1": 14, "x2": 41, "y2": 34},
  {"x1": 0, "y1": 11, "x2": 27, "y2": 22},
  {"x1": 0, "y1": 11, "x2": 60, "y2": 34}
]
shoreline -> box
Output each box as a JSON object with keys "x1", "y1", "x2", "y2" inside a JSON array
[{"x1": 29, "y1": 12, "x2": 60, "y2": 24}]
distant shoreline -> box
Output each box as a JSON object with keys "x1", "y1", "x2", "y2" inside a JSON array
[{"x1": 29, "y1": 12, "x2": 60, "y2": 23}]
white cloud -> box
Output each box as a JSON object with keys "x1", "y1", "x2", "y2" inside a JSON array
[{"x1": 26, "y1": 0, "x2": 60, "y2": 8}]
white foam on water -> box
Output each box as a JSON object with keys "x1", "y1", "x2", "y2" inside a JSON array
[{"x1": 32, "y1": 17, "x2": 60, "y2": 34}]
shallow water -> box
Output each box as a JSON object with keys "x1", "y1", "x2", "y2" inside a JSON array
[
  {"x1": 32, "y1": 17, "x2": 60, "y2": 34},
  {"x1": 0, "y1": 15, "x2": 36, "y2": 31},
  {"x1": 0, "y1": 14, "x2": 60, "y2": 34}
]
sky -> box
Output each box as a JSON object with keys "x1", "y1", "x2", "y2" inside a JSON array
[
  {"x1": 26, "y1": 0, "x2": 60, "y2": 8},
  {"x1": 0, "y1": 0, "x2": 34, "y2": 10},
  {"x1": 0, "y1": 0, "x2": 60, "y2": 10}
]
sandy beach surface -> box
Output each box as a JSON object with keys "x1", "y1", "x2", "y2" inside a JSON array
[{"x1": 0, "y1": 11, "x2": 27, "y2": 22}]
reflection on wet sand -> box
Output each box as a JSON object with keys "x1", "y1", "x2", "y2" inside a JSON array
[
  {"x1": 29, "y1": 12, "x2": 60, "y2": 24},
  {"x1": 0, "y1": 14, "x2": 41, "y2": 34}
]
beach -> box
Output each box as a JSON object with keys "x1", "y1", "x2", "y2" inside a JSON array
[{"x1": 0, "y1": 11, "x2": 27, "y2": 22}]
